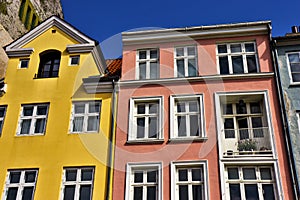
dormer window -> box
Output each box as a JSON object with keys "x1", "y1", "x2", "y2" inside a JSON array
[{"x1": 38, "y1": 50, "x2": 61, "y2": 78}]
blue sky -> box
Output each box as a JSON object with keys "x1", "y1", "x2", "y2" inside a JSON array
[{"x1": 61, "y1": 0, "x2": 300, "y2": 59}]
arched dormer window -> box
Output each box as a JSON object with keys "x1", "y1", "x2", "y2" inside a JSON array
[{"x1": 38, "y1": 50, "x2": 61, "y2": 78}]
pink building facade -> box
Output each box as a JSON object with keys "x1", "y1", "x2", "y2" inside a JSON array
[{"x1": 112, "y1": 21, "x2": 294, "y2": 199}]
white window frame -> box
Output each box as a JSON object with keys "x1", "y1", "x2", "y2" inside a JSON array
[
  {"x1": 286, "y1": 52, "x2": 300, "y2": 84},
  {"x1": 69, "y1": 55, "x2": 80, "y2": 66},
  {"x1": 170, "y1": 94, "x2": 205, "y2": 139},
  {"x1": 171, "y1": 161, "x2": 209, "y2": 200},
  {"x1": 128, "y1": 97, "x2": 163, "y2": 142},
  {"x1": 17, "y1": 103, "x2": 49, "y2": 135},
  {"x1": 125, "y1": 162, "x2": 162, "y2": 200},
  {"x1": 216, "y1": 41, "x2": 259, "y2": 74},
  {"x1": 136, "y1": 49, "x2": 159, "y2": 80},
  {"x1": 60, "y1": 167, "x2": 94, "y2": 200},
  {"x1": 0, "y1": 105, "x2": 7, "y2": 135},
  {"x1": 70, "y1": 101, "x2": 101, "y2": 133},
  {"x1": 224, "y1": 165, "x2": 277, "y2": 200},
  {"x1": 174, "y1": 46, "x2": 198, "y2": 77},
  {"x1": 2, "y1": 169, "x2": 38, "y2": 200},
  {"x1": 19, "y1": 58, "x2": 30, "y2": 69}
]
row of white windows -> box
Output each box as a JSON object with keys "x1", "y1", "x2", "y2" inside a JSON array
[
  {"x1": 136, "y1": 41, "x2": 259, "y2": 79},
  {"x1": 0, "y1": 101, "x2": 101, "y2": 136},
  {"x1": 2, "y1": 164, "x2": 277, "y2": 200}
]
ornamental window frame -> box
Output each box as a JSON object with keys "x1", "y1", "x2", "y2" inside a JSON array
[
  {"x1": 174, "y1": 46, "x2": 198, "y2": 77},
  {"x1": 70, "y1": 101, "x2": 101, "y2": 133},
  {"x1": 136, "y1": 49, "x2": 159, "y2": 80},
  {"x1": 125, "y1": 162, "x2": 162, "y2": 200},
  {"x1": 216, "y1": 41, "x2": 259, "y2": 75},
  {"x1": 286, "y1": 51, "x2": 300, "y2": 84},
  {"x1": 128, "y1": 96, "x2": 163, "y2": 142},
  {"x1": 17, "y1": 103, "x2": 49, "y2": 135},
  {"x1": 170, "y1": 94, "x2": 205, "y2": 139}
]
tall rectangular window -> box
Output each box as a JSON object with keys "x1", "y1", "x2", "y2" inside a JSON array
[
  {"x1": 287, "y1": 52, "x2": 300, "y2": 83},
  {"x1": 175, "y1": 46, "x2": 197, "y2": 77},
  {"x1": 17, "y1": 104, "x2": 49, "y2": 135},
  {"x1": 128, "y1": 97, "x2": 163, "y2": 141},
  {"x1": 61, "y1": 167, "x2": 94, "y2": 200},
  {"x1": 70, "y1": 101, "x2": 101, "y2": 133},
  {"x1": 136, "y1": 49, "x2": 159, "y2": 79},
  {"x1": 3, "y1": 169, "x2": 38, "y2": 200},
  {"x1": 217, "y1": 42, "x2": 258, "y2": 74},
  {"x1": 126, "y1": 163, "x2": 162, "y2": 200},
  {"x1": 225, "y1": 165, "x2": 276, "y2": 200},
  {"x1": 170, "y1": 95, "x2": 205, "y2": 139},
  {"x1": 0, "y1": 106, "x2": 7, "y2": 135}
]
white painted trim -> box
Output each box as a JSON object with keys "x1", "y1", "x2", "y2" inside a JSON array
[
  {"x1": 83, "y1": 81, "x2": 114, "y2": 93},
  {"x1": 285, "y1": 51, "x2": 300, "y2": 85},
  {"x1": 66, "y1": 44, "x2": 94, "y2": 53},
  {"x1": 6, "y1": 48, "x2": 34, "y2": 57}
]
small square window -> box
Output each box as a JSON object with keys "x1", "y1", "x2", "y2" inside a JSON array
[
  {"x1": 70, "y1": 55, "x2": 80, "y2": 66},
  {"x1": 19, "y1": 59, "x2": 29, "y2": 68}
]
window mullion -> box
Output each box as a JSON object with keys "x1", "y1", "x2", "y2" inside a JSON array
[{"x1": 186, "y1": 103, "x2": 190, "y2": 137}]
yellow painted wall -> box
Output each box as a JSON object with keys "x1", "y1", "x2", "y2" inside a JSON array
[{"x1": 0, "y1": 26, "x2": 112, "y2": 199}]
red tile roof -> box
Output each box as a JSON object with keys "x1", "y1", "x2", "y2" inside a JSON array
[{"x1": 105, "y1": 58, "x2": 122, "y2": 77}]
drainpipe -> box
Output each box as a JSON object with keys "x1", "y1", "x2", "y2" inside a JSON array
[
  {"x1": 271, "y1": 38, "x2": 299, "y2": 199},
  {"x1": 105, "y1": 78, "x2": 118, "y2": 200}
]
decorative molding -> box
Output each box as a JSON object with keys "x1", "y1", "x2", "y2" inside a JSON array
[
  {"x1": 83, "y1": 81, "x2": 114, "y2": 93},
  {"x1": 66, "y1": 44, "x2": 94, "y2": 53},
  {"x1": 6, "y1": 48, "x2": 34, "y2": 57}
]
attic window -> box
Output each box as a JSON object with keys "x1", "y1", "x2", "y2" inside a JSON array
[
  {"x1": 19, "y1": 59, "x2": 29, "y2": 68},
  {"x1": 37, "y1": 50, "x2": 61, "y2": 78},
  {"x1": 70, "y1": 55, "x2": 80, "y2": 66}
]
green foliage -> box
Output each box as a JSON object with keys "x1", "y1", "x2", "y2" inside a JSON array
[{"x1": 237, "y1": 139, "x2": 257, "y2": 151}]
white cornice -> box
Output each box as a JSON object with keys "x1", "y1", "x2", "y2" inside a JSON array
[
  {"x1": 66, "y1": 44, "x2": 94, "y2": 53},
  {"x1": 5, "y1": 48, "x2": 34, "y2": 57},
  {"x1": 123, "y1": 21, "x2": 271, "y2": 45},
  {"x1": 83, "y1": 82, "x2": 114, "y2": 93},
  {"x1": 118, "y1": 73, "x2": 274, "y2": 87}
]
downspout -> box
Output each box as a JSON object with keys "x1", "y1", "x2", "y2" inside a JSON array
[
  {"x1": 105, "y1": 78, "x2": 118, "y2": 200},
  {"x1": 271, "y1": 38, "x2": 299, "y2": 199}
]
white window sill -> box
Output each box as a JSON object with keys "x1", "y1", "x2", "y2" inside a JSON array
[
  {"x1": 168, "y1": 137, "x2": 208, "y2": 143},
  {"x1": 126, "y1": 139, "x2": 165, "y2": 144},
  {"x1": 16, "y1": 133, "x2": 45, "y2": 137}
]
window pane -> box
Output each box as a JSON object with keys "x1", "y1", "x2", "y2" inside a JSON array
[
  {"x1": 25, "y1": 171, "x2": 36, "y2": 183},
  {"x1": 20, "y1": 60, "x2": 29, "y2": 68},
  {"x1": 133, "y1": 187, "x2": 143, "y2": 200},
  {"x1": 137, "y1": 104, "x2": 145, "y2": 114},
  {"x1": 190, "y1": 115, "x2": 200, "y2": 136},
  {"x1": 134, "y1": 171, "x2": 143, "y2": 183},
  {"x1": 192, "y1": 168, "x2": 201, "y2": 181},
  {"x1": 81, "y1": 169, "x2": 93, "y2": 181},
  {"x1": 71, "y1": 56, "x2": 79, "y2": 65},
  {"x1": 228, "y1": 168, "x2": 239, "y2": 179},
  {"x1": 23, "y1": 106, "x2": 33, "y2": 116},
  {"x1": 224, "y1": 118, "x2": 235, "y2": 138},
  {"x1": 37, "y1": 105, "x2": 47, "y2": 115},
  {"x1": 66, "y1": 169, "x2": 77, "y2": 181},
  {"x1": 263, "y1": 184, "x2": 275, "y2": 200},
  {"x1": 21, "y1": 119, "x2": 31, "y2": 134},
  {"x1": 176, "y1": 48, "x2": 184, "y2": 57},
  {"x1": 149, "y1": 117, "x2": 157, "y2": 138},
  {"x1": 179, "y1": 185, "x2": 188, "y2": 200},
  {"x1": 232, "y1": 56, "x2": 244, "y2": 74},
  {"x1": 137, "y1": 118, "x2": 145, "y2": 138},
  {"x1": 7, "y1": 188, "x2": 18, "y2": 200},
  {"x1": 87, "y1": 116, "x2": 99, "y2": 131},
  {"x1": 192, "y1": 185, "x2": 202, "y2": 200},
  {"x1": 150, "y1": 62, "x2": 158, "y2": 79},
  {"x1": 229, "y1": 184, "x2": 241, "y2": 200},
  {"x1": 9, "y1": 172, "x2": 21, "y2": 183},
  {"x1": 245, "y1": 43, "x2": 255, "y2": 52},
  {"x1": 189, "y1": 101, "x2": 199, "y2": 112},
  {"x1": 236, "y1": 102, "x2": 247, "y2": 114},
  {"x1": 244, "y1": 184, "x2": 259, "y2": 200},
  {"x1": 150, "y1": 50, "x2": 157, "y2": 59},
  {"x1": 246, "y1": 55, "x2": 257, "y2": 73},
  {"x1": 147, "y1": 170, "x2": 157, "y2": 182},
  {"x1": 0, "y1": 107, "x2": 5, "y2": 117},
  {"x1": 22, "y1": 187, "x2": 34, "y2": 200},
  {"x1": 139, "y1": 51, "x2": 146, "y2": 59},
  {"x1": 79, "y1": 185, "x2": 92, "y2": 200},
  {"x1": 177, "y1": 102, "x2": 185, "y2": 113},
  {"x1": 292, "y1": 73, "x2": 300, "y2": 82},
  {"x1": 149, "y1": 104, "x2": 158, "y2": 114},
  {"x1": 73, "y1": 117, "x2": 83, "y2": 132},
  {"x1": 34, "y1": 118, "x2": 45, "y2": 133},
  {"x1": 139, "y1": 62, "x2": 146, "y2": 79},
  {"x1": 219, "y1": 56, "x2": 229, "y2": 74},
  {"x1": 250, "y1": 103, "x2": 261, "y2": 113},
  {"x1": 238, "y1": 118, "x2": 249, "y2": 140},
  {"x1": 89, "y1": 102, "x2": 101, "y2": 113},
  {"x1": 243, "y1": 168, "x2": 256, "y2": 180},
  {"x1": 260, "y1": 168, "x2": 272, "y2": 180},
  {"x1": 75, "y1": 104, "x2": 85, "y2": 114},
  {"x1": 290, "y1": 63, "x2": 300, "y2": 72},
  {"x1": 218, "y1": 45, "x2": 227, "y2": 53},
  {"x1": 177, "y1": 116, "x2": 186, "y2": 137},
  {"x1": 230, "y1": 44, "x2": 242, "y2": 53},
  {"x1": 223, "y1": 104, "x2": 233, "y2": 114},
  {"x1": 177, "y1": 59, "x2": 185, "y2": 77},
  {"x1": 64, "y1": 185, "x2": 75, "y2": 200},
  {"x1": 288, "y1": 53, "x2": 300, "y2": 63},
  {"x1": 147, "y1": 186, "x2": 156, "y2": 200},
  {"x1": 188, "y1": 59, "x2": 197, "y2": 77},
  {"x1": 187, "y1": 47, "x2": 195, "y2": 55},
  {"x1": 178, "y1": 169, "x2": 188, "y2": 181}
]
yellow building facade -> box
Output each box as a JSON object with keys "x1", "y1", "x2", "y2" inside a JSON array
[{"x1": 0, "y1": 16, "x2": 116, "y2": 200}]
